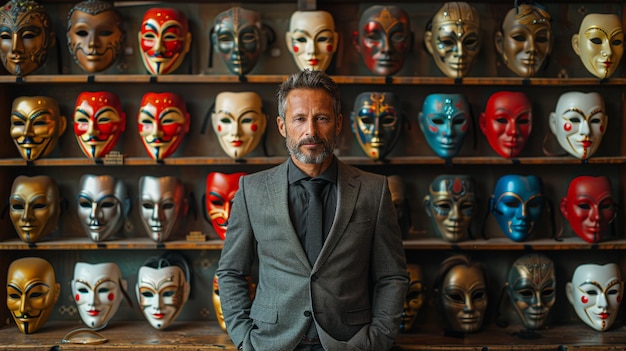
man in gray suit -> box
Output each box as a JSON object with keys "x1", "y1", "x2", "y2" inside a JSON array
[{"x1": 216, "y1": 69, "x2": 409, "y2": 351}]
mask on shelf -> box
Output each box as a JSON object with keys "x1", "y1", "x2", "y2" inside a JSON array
[
  {"x1": 213, "y1": 273, "x2": 256, "y2": 332},
  {"x1": 77, "y1": 174, "x2": 130, "y2": 242},
  {"x1": 139, "y1": 8, "x2": 191, "y2": 75},
  {"x1": 572, "y1": 13, "x2": 624, "y2": 80},
  {"x1": 9, "y1": 175, "x2": 60, "y2": 244},
  {"x1": 350, "y1": 91, "x2": 402, "y2": 160},
  {"x1": 138, "y1": 175, "x2": 187, "y2": 242},
  {"x1": 137, "y1": 92, "x2": 190, "y2": 160},
  {"x1": 286, "y1": 10, "x2": 338, "y2": 72},
  {"x1": 399, "y1": 264, "x2": 425, "y2": 333},
  {"x1": 424, "y1": 174, "x2": 476, "y2": 242},
  {"x1": 479, "y1": 91, "x2": 532, "y2": 158},
  {"x1": 205, "y1": 172, "x2": 246, "y2": 240},
  {"x1": 418, "y1": 93, "x2": 470, "y2": 159},
  {"x1": 387, "y1": 175, "x2": 411, "y2": 238},
  {"x1": 73, "y1": 91, "x2": 126, "y2": 159}
]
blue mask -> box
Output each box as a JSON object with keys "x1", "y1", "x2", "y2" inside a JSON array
[
  {"x1": 490, "y1": 175, "x2": 544, "y2": 242},
  {"x1": 418, "y1": 94, "x2": 470, "y2": 159},
  {"x1": 350, "y1": 92, "x2": 401, "y2": 160}
]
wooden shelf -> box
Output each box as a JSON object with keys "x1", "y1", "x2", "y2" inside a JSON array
[{"x1": 0, "y1": 237, "x2": 225, "y2": 250}]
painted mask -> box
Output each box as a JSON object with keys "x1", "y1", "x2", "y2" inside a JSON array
[
  {"x1": 490, "y1": 174, "x2": 544, "y2": 242},
  {"x1": 212, "y1": 91, "x2": 267, "y2": 159},
  {"x1": 560, "y1": 176, "x2": 615, "y2": 244},
  {"x1": 206, "y1": 172, "x2": 245, "y2": 240},
  {"x1": 436, "y1": 255, "x2": 487, "y2": 333},
  {"x1": 424, "y1": 2, "x2": 480, "y2": 78},
  {"x1": 73, "y1": 91, "x2": 126, "y2": 159},
  {"x1": 400, "y1": 264, "x2": 424, "y2": 333},
  {"x1": 355, "y1": 5, "x2": 411, "y2": 76},
  {"x1": 507, "y1": 253, "x2": 556, "y2": 330},
  {"x1": 0, "y1": 0, "x2": 55, "y2": 76},
  {"x1": 418, "y1": 93, "x2": 470, "y2": 159},
  {"x1": 7, "y1": 257, "x2": 60, "y2": 334},
  {"x1": 66, "y1": 0, "x2": 125, "y2": 73},
  {"x1": 495, "y1": 4, "x2": 552, "y2": 77},
  {"x1": 424, "y1": 175, "x2": 476, "y2": 242},
  {"x1": 137, "y1": 92, "x2": 190, "y2": 160},
  {"x1": 136, "y1": 255, "x2": 190, "y2": 330},
  {"x1": 9, "y1": 175, "x2": 60, "y2": 244},
  {"x1": 350, "y1": 92, "x2": 401, "y2": 160},
  {"x1": 212, "y1": 7, "x2": 267, "y2": 75},
  {"x1": 286, "y1": 10, "x2": 338, "y2": 72},
  {"x1": 77, "y1": 174, "x2": 130, "y2": 242},
  {"x1": 138, "y1": 176, "x2": 187, "y2": 242},
  {"x1": 549, "y1": 91, "x2": 606, "y2": 160},
  {"x1": 11, "y1": 96, "x2": 67, "y2": 161},
  {"x1": 566, "y1": 263, "x2": 623, "y2": 331},
  {"x1": 213, "y1": 273, "x2": 256, "y2": 332},
  {"x1": 572, "y1": 14, "x2": 624, "y2": 79},
  {"x1": 72, "y1": 262, "x2": 127, "y2": 329},
  {"x1": 479, "y1": 91, "x2": 532, "y2": 158},
  {"x1": 387, "y1": 175, "x2": 411, "y2": 238},
  {"x1": 139, "y1": 8, "x2": 191, "y2": 75}
]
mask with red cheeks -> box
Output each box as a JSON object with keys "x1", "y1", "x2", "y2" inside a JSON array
[
  {"x1": 206, "y1": 172, "x2": 246, "y2": 240},
  {"x1": 480, "y1": 91, "x2": 532, "y2": 158},
  {"x1": 73, "y1": 91, "x2": 126, "y2": 159},
  {"x1": 137, "y1": 92, "x2": 190, "y2": 160},
  {"x1": 139, "y1": 8, "x2": 191, "y2": 75}
]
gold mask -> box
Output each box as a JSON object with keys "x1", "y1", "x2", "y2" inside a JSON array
[{"x1": 9, "y1": 175, "x2": 60, "y2": 244}]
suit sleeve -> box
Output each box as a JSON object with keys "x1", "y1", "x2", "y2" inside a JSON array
[{"x1": 216, "y1": 176, "x2": 256, "y2": 348}]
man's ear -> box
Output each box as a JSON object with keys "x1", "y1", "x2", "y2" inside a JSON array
[{"x1": 277, "y1": 116, "x2": 286, "y2": 137}]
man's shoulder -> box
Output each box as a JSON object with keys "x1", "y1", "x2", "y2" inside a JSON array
[
  {"x1": 338, "y1": 159, "x2": 386, "y2": 182},
  {"x1": 241, "y1": 161, "x2": 286, "y2": 182}
]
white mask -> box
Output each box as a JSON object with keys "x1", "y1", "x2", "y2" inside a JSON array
[{"x1": 286, "y1": 10, "x2": 338, "y2": 72}]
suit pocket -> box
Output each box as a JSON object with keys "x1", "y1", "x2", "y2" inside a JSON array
[
  {"x1": 250, "y1": 303, "x2": 278, "y2": 324},
  {"x1": 342, "y1": 307, "x2": 371, "y2": 326}
]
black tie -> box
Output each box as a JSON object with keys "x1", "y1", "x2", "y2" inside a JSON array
[{"x1": 302, "y1": 179, "x2": 325, "y2": 266}]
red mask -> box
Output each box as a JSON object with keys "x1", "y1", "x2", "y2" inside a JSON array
[
  {"x1": 139, "y1": 8, "x2": 191, "y2": 75},
  {"x1": 206, "y1": 172, "x2": 245, "y2": 240},
  {"x1": 137, "y1": 92, "x2": 190, "y2": 160},
  {"x1": 479, "y1": 91, "x2": 532, "y2": 158},
  {"x1": 73, "y1": 91, "x2": 126, "y2": 158}
]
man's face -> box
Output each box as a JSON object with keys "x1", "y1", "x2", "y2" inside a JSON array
[
  {"x1": 400, "y1": 264, "x2": 424, "y2": 332},
  {"x1": 9, "y1": 175, "x2": 60, "y2": 244},
  {"x1": 350, "y1": 92, "x2": 401, "y2": 160},
  {"x1": 440, "y1": 264, "x2": 487, "y2": 333},
  {"x1": 73, "y1": 91, "x2": 125, "y2": 159},
  {"x1": 424, "y1": 175, "x2": 476, "y2": 242},
  {"x1": 496, "y1": 4, "x2": 552, "y2": 77},
  {"x1": 67, "y1": 4, "x2": 124, "y2": 73},
  {"x1": 425, "y1": 2, "x2": 480, "y2": 78},
  {"x1": 72, "y1": 262, "x2": 126, "y2": 329},
  {"x1": 211, "y1": 91, "x2": 267, "y2": 159},
  {"x1": 566, "y1": 263, "x2": 623, "y2": 331},
  {"x1": 549, "y1": 91, "x2": 606, "y2": 160},
  {"x1": 139, "y1": 176, "x2": 185, "y2": 242},
  {"x1": 137, "y1": 92, "x2": 190, "y2": 160},
  {"x1": 491, "y1": 175, "x2": 544, "y2": 242},
  {"x1": 507, "y1": 254, "x2": 556, "y2": 330},
  {"x1": 206, "y1": 172, "x2": 246, "y2": 240},
  {"x1": 136, "y1": 265, "x2": 189, "y2": 330},
  {"x1": 418, "y1": 94, "x2": 470, "y2": 159},
  {"x1": 7, "y1": 257, "x2": 60, "y2": 334},
  {"x1": 480, "y1": 91, "x2": 532, "y2": 158},
  {"x1": 572, "y1": 14, "x2": 624, "y2": 79},
  {"x1": 11, "y1": 96, "x2": 67, "y2": 161},
  {"x1": 356, "y1": 5, "x2": 411, "y2": 76},
  {"x1": 139, "y1": 8, "x2": 191, "y2": 75},
  {"x1": 286, "y1": 10, "x2": 337, "y2": 72},
  {"x1": 212, "y1": 7, "x2": 264, "y2": 75},
  {"x1": 77, "y1": 174, "x2": 128, "y2": 242},
  {"x1": 0, "y1": 1, "x2": 54, "y2": 76},
  {"x1": 561, "y1": 176, "x2": 615, "y2": 243}
]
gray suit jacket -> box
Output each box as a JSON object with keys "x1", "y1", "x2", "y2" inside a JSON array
[{"x1": 217, "y1": 158, "x2": 409, "y2": 351}]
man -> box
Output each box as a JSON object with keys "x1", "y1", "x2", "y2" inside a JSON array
[{"x1": 217, "y1": 69, "x2": 408, "y2": 351}]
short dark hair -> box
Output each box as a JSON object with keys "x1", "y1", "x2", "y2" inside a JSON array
[{"x1": 276, "y1": 69, "x2": 341, "y2": 119}]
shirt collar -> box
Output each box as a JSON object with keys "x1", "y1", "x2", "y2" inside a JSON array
[{"x1": 288, "y1": 156, "x2": 338, "y2": 185}]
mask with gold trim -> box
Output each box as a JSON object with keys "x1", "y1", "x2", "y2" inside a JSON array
[
  {"x1": 9, "y1": 175, "x2": 60, "y2": 244},
  {"x1": 73, "y1": 91, "x2": 126, "y2": 159},
  {"x1": 139, "y1": 8, "x2": 191, "y2": 75},
  {"x1": 350, "y1": 91, "x2": 401, "y2": 160},
  {"x1": 424, "y1": 174, "x2": 476, "y2": 242},
  {"x1": 286, "y1": 10, "x2": 338, "y2": 72},
  {"x1": 137, "y1": 92, "x2": 190, "y2": 160},
  {"x1": 572, "y1": 14, "x2": 624, "y2": 79}
]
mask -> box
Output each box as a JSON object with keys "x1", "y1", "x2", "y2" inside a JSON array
[
  {"x1": 400, "y1": 264, "x2": 424, "y2": 332},
  {"x1": 11, "y1": 96, "x2": 67, "y2": 161},
  {"x1": 424, "y1": 175, "x2": 476, "y2": 242},
  {"x1": 507, "y1": 253, "x2": 556, "y2": 330},
  {"x1": 0, "y1": 0, "x2": 55, "y2": 76},
  {"x1": 418, "y1": 93, "x2": 470, "y2": 159},
  {"x1": 77, "y1": 174, "x2": 130, "y2": 242},
  {"x1": 479, "y1": 91, "x2": 532, "y2": 158},
  {"x1": 436, "y1": 255, "x2": 487, "y2": 333},
  {"x1": 7, "y1": 257, "x2": 60, "y2": 334},
  {"x1": 490, "y1": 174, "x2": 544, "y2": 242},
  {"x1": 206, "y1": 172, "x2": 245, "y2": 240},
  {"x1": 350, "y1": 92, "x2": 401, "y2": 160},
  {"x1": 9, "y1": 175, "x2": 60, "y2": 244},
  {"x1": 213, "y1": 273, "x2": 256, "y2": 332},
  {"x1": 212, "y1": 7, "x2": 267, "y2": 75},
  {"x1": 212, "y1": 91, "x2": 268, "y2": 159},
  {"x1": 139, "y1": 8, "x2": 191, "y2": 75},
  {"x1": 138, "y1": 176, "x2": 187, "y2": 242},
  {"x1": 73, "y1": 91, "x2": 126, "y2": 159},
  {"x1": 560, "y1": 176, "x2": 615, "y2": 243},
  {"x1": 572, "y1": 14, "x2": 624, "y2": 79},
  {"x1": 566, "y1": 263, "x2": 623, "y2": 331},
  {"x1": 67, "y1": 0, "x2": 125, "y2": 73},
  {"x1": 72, "y1": 262, "x2": 127, "y2": 329},
  {"x1": 286, "y1": 10, "x2": 338, "y2": 72},
  {"x1": 137, "y1": 92, "x2": 190, "y2": 160},
  {"x1": 424, "y1": 2, "x2": 480, "y2": 78},
  {"x1": 495, "y1": 4, "x2": 552, "y2": 77},
  {"x1": 387, "y1": 175, "x2": 411, "y2": 238},
  {"x1": 355, "y1": 5, "x2": 411, "y2": 76},
  {"x1": 136, "y1": 254, "x2": 190, "y2": 330},
  {"x1": 549, "y1": 91, "x2": 606, "y2": 160}
]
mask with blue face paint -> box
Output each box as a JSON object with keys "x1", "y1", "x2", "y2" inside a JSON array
[
  {"x1": 350, "y1": 92, "x2": 402, "y2": 160},
  {"x1": 418, "y1": 93, "x2": 470, "y2": 159}
]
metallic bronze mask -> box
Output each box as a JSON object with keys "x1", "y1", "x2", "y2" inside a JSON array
[
  {"x1": 9, "y1": 175, "x2": 60, "y2": 244},
  {"x1": 424, "y1": 174, "x2": 476, "y2": 242},
  {"x1": 350, "y1": 91, "x2": 402, "y2": 160},
  {"x1": 400, "y1": 264, "x2": 424, "y2": 332}
]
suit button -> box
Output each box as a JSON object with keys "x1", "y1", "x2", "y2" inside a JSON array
[{"x1": 304, "y1": 311, "x2": 312, "y2": 317}]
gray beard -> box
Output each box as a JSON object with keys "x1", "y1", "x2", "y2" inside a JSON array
[{"x1": 286, "y1": 135, "x2": 334, "y2": 164}]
